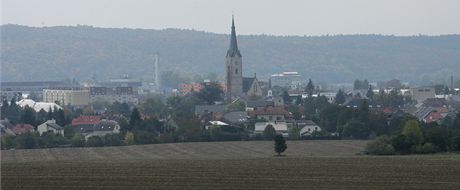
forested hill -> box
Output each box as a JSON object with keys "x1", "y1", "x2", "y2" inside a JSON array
[{"x1": 1, "y1": 24, "x2": 460, "y2": 84}]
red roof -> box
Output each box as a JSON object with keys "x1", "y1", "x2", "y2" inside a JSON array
[
  {"x1": 72, "y1": 116, "x2": 102, "y2": 126},
  {"x1": 424, "y1": 111, "x2": 443, "y2": 123},
  {"x1": 12, "y1": 124, "x2": 35, "y2": 135},
  {"x1": 382, "y1": 107, "x2": 395, "y2": 114}
]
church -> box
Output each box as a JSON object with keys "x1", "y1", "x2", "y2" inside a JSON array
[{"x1": 225, "y1": 16, "x2": 262, "y2": 100}]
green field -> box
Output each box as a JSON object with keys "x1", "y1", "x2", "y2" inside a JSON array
[{"x1": 2, "y1": 140, "x2": 460, "y2": 189}]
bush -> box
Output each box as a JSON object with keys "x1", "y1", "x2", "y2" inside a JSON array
[
  {"x1": 391, "y1": 134, "x2": 412, "y2": 154},
  {"x1": 342, "y1": 119, "x2": 370, "y2": 139},
  {"x1": 86, "y1": 136, "x2": 104, "y2": 147},
  {"x1": 366, "y1": 136, "x2": 395, "y2": 155},
  {"x1": 415, "y1": 143, "x2": 439, "y2": 154},
  {"x1": 452, "y1": 134, "x2": 460, "y2": 151},
  {"x1": 104, "y1": 134, "x2": 122, "y2": 146},
  {"x1": 71, "y1": 134, "x2": 85, "y2": 147}
]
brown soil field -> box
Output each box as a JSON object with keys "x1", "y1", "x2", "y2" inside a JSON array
[
  {"x1": 1, "y1": 140, "x2": 367, "y2": 162},
  {"x1": 2, "y1": 140, "x2": 460, "y2": 190}
]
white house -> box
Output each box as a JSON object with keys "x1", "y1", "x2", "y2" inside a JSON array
[
  {"x1": 299, "y1": 120, "x2": 321, "y2": 137},
  {"x1": 254, "y1": 122, "x2": 288, "y2": 137},
  {"x1": 17, "y1": 99, "x2": 62, "y2": 112},
  {"x1": 37, "y1": 119, "x2": 64, "y2": 136},
  {"x1": 82, "y1": 119, "x2": 120, "y2": 140}
]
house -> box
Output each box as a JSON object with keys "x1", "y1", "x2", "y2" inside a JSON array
[
  {"x1": 37, "y1": 119, "x2": 64, "y2": 136},
  {"x1": 344, "y1": 98, "x2": 380, "y2": 108},
  {"x1": 248, "y1": 106, "x2": 291, "y2": 122},
  {"x1": 195, "y1": 105, "x2": 226, "y2": 116},
  {"x1": 72, "y1": 115, "x2": 102, "y2": 127},
  {"x1": 12, "y1": 124, "x2": 35, "y2": 135},
  {"x1": 223, "y1": 111, "x2": 248, "y2": 124},
  {"x1": 82, "y1": 119, "x2": 120, "y2": 140},
  {"x1": 424, "y1": 111, "x2": 443, "y2": 123},
  {"x1": 410, "y1": 87, "x2": 435, "y2": 103},
  {"x1": 205, "y1": 121, "x2": 229, "y2": 130},
  {"x1": 0, "y1": 120, "x2": 16, "y2": 137},
  {"x1": 16, "y1": 99, "x2": 62, "y2": 112},
  {"x1": 245, "y1": 100, "x2": 274, "y2": 111},
  {"x1": 298, "y1": 120, "x2": 321, "y2": 137},
  {"x1": 179, "y1": 83, "x2": 203, "y2": 96},
  {"x1": 254, "y1": 122, "x2": 288, "y2": 137},
  {"x1": 243, "y1": 76, "x2": 262, "y2": 97}
]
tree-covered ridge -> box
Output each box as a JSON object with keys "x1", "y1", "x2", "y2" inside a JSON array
[{"x1": 2, "y1": 24, "x2": 460, "y2": 84}]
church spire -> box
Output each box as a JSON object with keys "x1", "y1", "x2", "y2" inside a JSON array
[{"x1": 227, "y1": 15, "x2": 241, "y2": 57}]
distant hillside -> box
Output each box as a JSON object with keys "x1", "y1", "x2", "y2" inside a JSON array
[{"x1": 1, "y1": 24, "x2": 460, "y2": 84}]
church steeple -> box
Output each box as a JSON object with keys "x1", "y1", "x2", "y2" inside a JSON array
[{"x1": 227, "y1": 15, "x2": 241, "y2": 57}]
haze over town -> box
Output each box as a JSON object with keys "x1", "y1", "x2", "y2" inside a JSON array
[{"x1": 3, "y1": 0, "x2": 460, "y2": 36}]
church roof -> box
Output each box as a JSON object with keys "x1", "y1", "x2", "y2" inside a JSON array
[
  {"x1": 226, "y1": 15, "x2": 241, "y2": 57},
  {"x1": 243, "y1": 77, "x2": 256, "y2": 93}
]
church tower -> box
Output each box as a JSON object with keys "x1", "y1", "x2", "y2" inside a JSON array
[{"x1": 226, "y1": 15, "x2": 243, "y2": 99}]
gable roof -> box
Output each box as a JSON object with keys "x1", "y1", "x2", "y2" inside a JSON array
[
  {"x1": 223, "y1": 111, "x2": 248, "y2": 124},
  {"x1": 195, "y1": 105, "x2": 226, "y2": 115},
  {"x1": 17, "y1": 99, "x2": 62, "y2": 112},
  {"x1": 72, "y1": 116, "x2": 102, "y2": 126},
  {"x1": 243, "y1": 77, "x2": 256, "y2": 93},
  {"x1": 248, "y1": 106, "x2": 291, "y2": 117},
  {"x1": 246, "y1": 100, "x2": 274, "y2": 108},
  {"x1": 12, "y1": 124, "x2": 35, "y2": 135}
]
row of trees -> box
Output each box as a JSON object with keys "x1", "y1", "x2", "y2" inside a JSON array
[{"x1": 366, "y1": 120, "x2": 460, "y2": 155}]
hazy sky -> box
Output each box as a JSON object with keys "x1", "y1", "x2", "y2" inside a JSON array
[{"x1": 2, "y1": 0, "x2": 460, "y2": 36}]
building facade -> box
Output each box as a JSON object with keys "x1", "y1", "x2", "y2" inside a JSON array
[
  {"x1": 269, "y1": 72, "x2": 302, "y2": 89},
  {"x1": 89, "y1": 86, "x2": 138, "y2": 105},
  {"x1": 43, "y1": 88, "x2": 90, "y2": 107}
]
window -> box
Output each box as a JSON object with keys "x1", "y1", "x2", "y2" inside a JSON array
[{"x1": 235, "y1": 69, "x2": 238, "y2": 75}]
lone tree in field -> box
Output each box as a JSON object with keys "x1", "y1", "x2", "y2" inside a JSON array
[{"x1": 274, "y1": 134, "x2": 287, "y2": 156}]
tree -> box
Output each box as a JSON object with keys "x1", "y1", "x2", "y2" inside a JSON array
[
  {"x1": 21, "y1": 106, "x2": 36, "y2": 126},
  {"x1": 55, "y1": 109, "x2": 67, "y2": 126},
  {"x1": 358, "y1": 99, "x2": 370, "y2": 124},
  {"x1": 282, "y1": 91, "x2": 291, "y2": 104},
  {"x1": 366, "y1": 136, "x2": 395, "y2": 155},
  {"x1": 342, "y1": 119, "x2": 370, "y2": 139},
  {"x1": 141, "y1": 96, "x2": 168, "y2": 117},
  {"x1": 71, "y1": 134, "x2": 85, "y2": 147},
  {"x1": 197, "y1": 82, "x2": 224, "y2": 105},
  {"x1": 452, "y1": 134, "x2": 460, "y2": 151},
  {"x1": 424, "y1": 127, "x2": 449, "y2": 151},
  {"x1": 134, "y1": 130, "x2": 157, "y2": 144},
  {"x1": 124, "y1": 132, "x2": 135, "y2": 145},
  {"x1": 86, "y1": 136, "x2": 104, "y2": 147},
  {"x1": 63, "y1": 125, "x2": 75, "y2": 139},
  {"x1": 402, "y1": 120, "x2": 423, "y2": 146},
  {"x1": 391, "y1": 134, "x2": 411, "y2": 154},
  {"x1": 104, "y1": 134, "x2": 122, "y2": 146},
  {"x1": 14, "y1": 132, "x2": 37, "y2": 149},
  {"x1": 288, "y1": 125, "x2": 301, "y2": 140},
  {"x1": 306, "y1": 79, "x2": 314, "y2": 97},
  {"x1": 366, "y1": 85, "x2": 374, "y2": 100},
  {"x1": 263, "y1": 125, "x2": 276, "y2": 140},
  {"x1": 335, "y1": 89, "x2": 346, "y2": 104},
  {"x1": 274, "y1": 134, "x2": 287, "y2": 156},
  {"x1": 129, "y1": 107, "x2": 142, "y2": 127}
]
